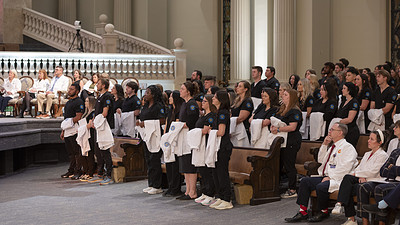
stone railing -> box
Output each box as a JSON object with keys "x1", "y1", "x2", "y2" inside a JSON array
[
  {"x1": 0, "y1": 52, "x2": 175, "y2": 80},
  {"x1": 22, "y1": 8, "x2": 103, "y2": 53},
  {"x1": 115, "y1": 30, "x2": 171, "y2": 55}
]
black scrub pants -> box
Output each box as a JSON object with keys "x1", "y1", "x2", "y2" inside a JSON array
[
  {"x1": 144, "y1": 144, "x2": 163, "y2": 189},
  {"x1": 93, "y1": 131, "x2": 112, "y2": 177},
  {"x1": 212, "y1": 146, "x2": 232, "y2": 202},
  {"x1": 64, "y1": 134, "x2": 83, "y2": 175},
  {"x1": 199, "y1": 166, "x2": 215, "y2": 197},
  {"x1": 166, "y1": 157, "x2": 182, "y2": 194}
]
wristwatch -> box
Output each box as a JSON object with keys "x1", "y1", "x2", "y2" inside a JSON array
[{"x1": 277, "y1": 127, "x2": 280, "y2": 133}]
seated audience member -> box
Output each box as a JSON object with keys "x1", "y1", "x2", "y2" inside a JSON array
[
  {"x1": 370, "y1": 70, "x2": 397, "y2": 130},
  {"x1": 231, "y1": 80, "x2": 254, "y2": 139},
  {"x1": 355, "y1": 74, "x2": 372, "y2": 133},
  {"x1": 271, "y1": 89, "x2": 302, "y2": 198},
  {"x1": 387, "y1": 121, "x2": 400, "y2": 156},
  {"x1": 335, "y1": 82, "x2": 360, "y2": 147},
  {"x1": 285, "y1": 123, "x2": 358, "y2": 223},
  {"x1": 249, "y1": 87, "x2": 279, "y2": 126},
  {"x1": 19, "y1": 69, "x2": 50, "y2": 117},
  {"x1": 311, "y1": 83, "x2": 338, "y2": 137},
  {"x1": 0, "y1": 69, "x2": 21, "y2": 117},
  {"x1": 331, "y1": 130, "x2": 388, "y2": 225},
  {"x1": 251, "y1": 66, "x2": 266, "y2": 98},
  {"x1": 288, "y1": 74, "x2": 300, "y2": 90},
  {"x1": 363, "y1": 183, "x2": 400, "y2": 218},
  {"x1": 81, "y1": 73, "x2": 99, "y2": 100},
  {"x1": 297, "y1": 78, "x2": 314, "y2": 118},
  {"x1": 79, "y1": 96, "x2": 96, "y2": 181},
  {"x1": 73, "y1": 69, "x2": 84, "y2": 91},
  {"x1": 111, "y1": 84, "x2": 124, "y2": 114},
  {"x1": 357, "y1": 146, "x2": 400, "y2": 225},
  {"x1": 37, "y1": 66, "x2": 69, "y2": 118},
  {"x1": 204, "y1": 76, "x2": 216, "y2": 93},
  {"x1": 264, "y1": 66, "x2": 280, "y2": 92}
]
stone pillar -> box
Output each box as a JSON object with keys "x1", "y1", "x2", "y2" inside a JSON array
[
  {"x1": 114, "y1": 0, "x2": 131, "y2": 34},
  {"x1": 102, "y1": 24, "x2": 118, "y2": 53},
  {"x1": 172, "y1": 38, "x2": 187, "y2": 90},
  {"x1": 94, "y1": 14, "x2": 108, "y2": 35},
  {"x1": 3, "y1": 0, "x2": 32, "y2": 44},
  {"x1": 231, "y1": 0, "x2": 251, "y2": 84},
  {"x1": 58, "y1": 0, "x2": 76, "y2": 25},
  {"x1": 273, "y1": 0, "x2": 295, "y2": 82}
]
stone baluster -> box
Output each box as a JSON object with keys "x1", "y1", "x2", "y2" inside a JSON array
[
  {"x1": 168, "y1": 60, "x2": 174, "y2": 79},
  {"x1": 157, "y1": 60, "x2": 163, "y2": 77},
  {"x1": 133, "y1": 60, "x2": 139, "y2": 75},
  {"x1": 29, "y1": 60, "x2": 35, "y2": 78},
  {"x1": 22, "y1": 59, "x2": 29, "y2": 76},
  {"x1": 79, "y1": 61, "x2": 85, "y2": 76},
  {"x1": 127, "y1": 60, "x2": 133, "y2": 76},
  {"x1": 97, "y1": 60, "x2": 104, "y2": 74},
  {"x1": 48, "y1": 60, "x2": 54, "y2": 76},
  {"x1": 85, "y1": 60, "x2": 92, "y2": 75},
  {"x1": 110, "y1": 60, "x2": 116, "y2": 77},
  {"x1": 104, "y1": 60, "x2": 110, "y2": 74},
  {"x1": 92, "y1": 60, "x2": 98, "y2": 74},
  {"x1": 139, "y1": 60, "x2": 145, "y2": 79},
  {"x1": 67, "y1": 60, "x2": 73, "y2": 76},
  {"x1": 121, "y1": 60, "x2": 128, "y2": 78}
]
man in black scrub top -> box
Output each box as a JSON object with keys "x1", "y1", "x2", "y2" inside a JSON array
[
  {"x1": 119, "y1": 81, "x2": 141, "y2": 115},
  {"x1": 371, "y1": 70, "x2": 397, "y2": 130},
  {"x1": 251, "y1": 66, "x2": 266, "y2": 98},
  {"x1": 264, "y1": 66, "x2": 280, "y2": 93},
  {"x1": 60, "y1": 83, "x2": 84, "y2": 179},
  {"x1": 89, "y1": 78, "x2": 115, "y2": 185}
]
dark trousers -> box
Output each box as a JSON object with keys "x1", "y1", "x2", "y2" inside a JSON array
[
  {"x1": 281, "y1": 141, "x2": 300, "y2": 190},
  {"x1": 199, "y1": 166, "x2": 215, "y2": 197},
  {"x1": 81, "y1": 150, "x2": 95, "y2": 176},
  {"x1": 296, "y1": 177, "x2": 330, "y2": 210},
  {"x1": 166, "y1": 157, "x2": 182, "y2": 194},
  {"x1": 20, "y1": 92, "x2": 34, "y2": 113},
  {"x1": 374, "y1": 182, "x2": 399, "y2": 222},
  {"x1": 337, "y1": 174, "x2": 360, "y2": 217},
  {"x1": 144, "y1": 144, "x2": 162, "y2": 189},
  {"x1": 93, "y1": 131, "x2": 112, "y2": 177},
  {"x1": 212, "y1": 146, "x2": 232, "y2": 202},
  {"x1": 64, "y1": 134, "x2": 83, "y2": 175},
  {"x1": 384, "y1": 183, "x2": 400, "y2": 209},
  {"x1": 357, "y1": 181, "x2": 378, "y2": 219},
  {"x1": 0, "y1": 96, "x2": 11, "y2": 112}
]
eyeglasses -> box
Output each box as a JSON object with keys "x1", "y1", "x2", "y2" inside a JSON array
[{"x1": 329, "y1": 128, "x2": 341, "y2": 132}]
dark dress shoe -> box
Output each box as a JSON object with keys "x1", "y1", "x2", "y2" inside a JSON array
[
  {"x1": 177, "y1": 194, "x2": 195, "y2": 200},
  {"x1": 362, "y1": 204, "x2": 388, "y2": 216},
  {"x1": 70, "y1": 175, "x2": 80, "y2": 180},
  {"x1": 307, "y1": 212, "x2": 329, "y2": 222},
  {"x1": 61, "y1": 171, "x2": 74, "y2": 178},
  {"x1": 284, "y1": 212, "x2": 309, "y2": 222}
]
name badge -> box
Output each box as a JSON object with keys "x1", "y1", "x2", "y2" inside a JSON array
[{"x1": 329, "y1": 164, "x2": 336, "y2": 169}]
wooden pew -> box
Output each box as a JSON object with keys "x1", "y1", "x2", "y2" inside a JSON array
[{"x1": 229, "y1": 137, "x2": 283, "y2": 205}]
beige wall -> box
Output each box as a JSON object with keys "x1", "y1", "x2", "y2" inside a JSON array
[
  {"x1": 32, "y1": 0, "x2": 57, "y2": 18},
  {"x1": 77, "y1": 0, "x2": 113, "y2": 33},
  {"x1": 3, "y1": 0, "x2": 31, "y2": 43}
]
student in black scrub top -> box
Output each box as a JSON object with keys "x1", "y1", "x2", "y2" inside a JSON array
[
  {"x1": 111, "y1": 84, "x2": 124, "y2": 114},
  {"x1": 60, "y1": 83, "x2": 84, "y2": 179},
  {"x1": 163, "y1": 90, "x2": 184, "y2": 197},
  {"x1": 336, "y1": 82, "x2": 360, "y2": 147},
  {"x1": 297, "y1": 78, "x2": 314, "y2": 117},
  {"x1": 177, "y1": 81, "x2": 200, "y2": 200},
  {"x1": 355, "y1": 74, "x2": 372, "y2": 133},
  {"x1": 370, "y1": 70, "x2": 397, "y2": 130},
  {"x1": 270, "y1": 89, "x2": 302, "y2": 198},
  {"x1": 119, "y1": 81, "x2": 141, "y2": 115},
  {"x1": 311, "y1": 84, "x2": 338, "y2": 137},
  {"x1": 79, "y1": 96, "x2": 96, "y2": 181},
  {"x1": 231, "y1": 80, "x2": 254, "y2": 140},
  {"x1": 210, "y1": 90, "x2": 234, "y2": 210},
  {"x1": 193, "y1": 94, "x2": 217, "y2": 205},
  {"x1": 87, "y1": 78, "x2": 114, "y2": 185},
  {"x1": 136, "y1": 85, "x2": 166, "y2": 195},
  {"x1": 249, "y1": 87, "x2": 279, "y2": 127},
  {"x1": 193, "y1": 80, "x2": 204, "y2": 112}
]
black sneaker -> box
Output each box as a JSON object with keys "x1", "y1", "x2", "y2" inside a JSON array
[
  {"x1": 61, "y1": 171, "x2": 74, "y2": 178},
  {"x1": 70, "y1": 175, "x2": 80, "y2": 180},
  {"x1": 284, "y1": 212, "x2": 309, "y2": 222}
]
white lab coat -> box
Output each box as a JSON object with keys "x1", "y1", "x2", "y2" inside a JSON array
[
  {"x1": 159, "y1": 122, "x2": 188, "y2": 158},
  {"x1": 31, "y1": 79, "x2": 50, "y2": 94},
  {"x1": 49, "y1": 75, "x2": 70, "y2": 97},
  {"x1": 93, "y1": 114, "x2": 114, "y2": 150},
  {"x1": 205, "y1": 130, "x2": 221, "y2": 168},
  {"x1": 356, "y1": 111, "x2": 366, "y2": 135},
  {"x1": 354, "y1": 148, "x2": 388, "y2": 182},
  {"x1": 76, "y1": 118, "x2": 91, "y2": 156},
  {"x1": 137, "y1": 120, "x2": 161, "y2": 153},
  {"x1": 387, "y1": 138, "x2": 400, "y2": 156},
  {"x1": 161, "y1": 133, "x2": 175, "y2": 163},
  {"x1": 268, "y1": 117, "x2": 288, "y2": 148},
  {"x1": 300, "y1": 112, "x2": 310, "y2": 140},
  {"x1": 112, "y1": 113, "x2": 122, "y2": 136},
  {"x1": 83, "y1": 80, "x2": 97, "y2": 93},
  {"x1": 250, "y1": 119, "x2": 270, "y2": 149},
  {"x1": 187, "y1": 128, "x2": 206, "y2": 167},
  {"x1": 120, "y1": 112, "x2": 136, "y2": 138},
  {"x1": 230, "y1": 117, "x2": 250, "y2": 147},
  {"x1": 368, "y1": 109, "x2": 385, "y2": 131},
  {"x1": 317, "y1": 138, "x2": 358, "y2": 192},
  {"x1": 310, "y1": 112, "x2": 326, "y2": 141},
  {"x1": 3, "y1": 78, "x2": 21, "y2": 98},
  {"x1": 61, "y1": 118, "x2": 79, "y2": 138}
]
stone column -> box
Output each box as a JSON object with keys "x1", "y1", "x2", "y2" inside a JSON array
[
  {"x1": 230, "y1": 0, "x2": 251, "y2": 84},
  {"x1": 172, "y1": 38, "x2": 187, "y2": 90},
  {"x1": 114, "y1": 0, "x2": 131, "y2": 34},
  {"x1": 273, "y1": 0, "x2": 295, "y2": 82},
  {"x1": 102, "y1": 24, "x2": 118, "y2": 53},
  {"x1": 58, "y1": 0, "x2": 76, "y2": 25}
]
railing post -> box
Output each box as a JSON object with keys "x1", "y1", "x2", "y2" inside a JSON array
[
  {"x1": 171, "y1": 38, "x2": 187, "y2": 90},
  {"x1": 94, "y1": 14, "x2": 107, "y2": 35},
  {"x1": 102, "y1": 24, "x2": 118, "y2": 53}
]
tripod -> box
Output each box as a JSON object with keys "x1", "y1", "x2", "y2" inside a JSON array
[{"x1": 68, "y1": 30, "x2": 84, "y2": 52}]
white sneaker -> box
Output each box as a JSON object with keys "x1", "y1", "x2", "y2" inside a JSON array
[
  {"x1": 209, "y1": 198, "x2": 223, "y2": 208},
  {"x1": 147, "y1": 188, "x2": 163, "y2": 195},
  {"x1": 143, "y1": 187, "x2": 152, "y2": 193},
  {"x1": 332, "y1": 202, "x2": 344, "y2": 215},
  {"x1": 214, "y1": 200, "x2": 233, "y2": 210},
  {"x1": 201, "y1": 196, "x2": 214, "y2": 206},
  {"x1": 195, "y1": 194, "x2": 207, "y2": 203},
  {"x1": 341, "y1": 218, "x2": 358, "y2": 225}
]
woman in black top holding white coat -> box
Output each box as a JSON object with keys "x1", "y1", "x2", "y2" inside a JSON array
[{"x1": 231, "y1": 81, "x2": 254, "y2": 139}]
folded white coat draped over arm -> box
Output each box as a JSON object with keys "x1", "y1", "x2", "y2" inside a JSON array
[
  {"x1": 367, "y1": 109, "x2": 385, "y2": 131},
  {"x1": 300, "y1": 112, "x2": 310, "y2": 140},
  {"x1": 187, "y1": 128, "x2": 206, "y2": 167},
  {"x1": 230, "y1": 117, "x2": 250, "y2": 147},
  {"x1": 250, "y1": 119, "x2": 270, "y2": 148},
  {"x1": 112, "y1": 113, "x2": 122, "y2": 136},
  {"x1": 205, "y1": 130, "x2": 221, "y2": 168},
  {"x1": 142, "y1": 120, "x2": 161, "y2": 153},
  {"x1": 268, "y1": 117, "x2": 288, "y2": 148},
  {"x1": 354, "y1": 148, "x2": 388, "y2": 182},
  {"x1": 159, "y1": 122, "x2": 186, "y2": 159},
  {"x1": 328, "y1": 118, "x2": 342, "y2": 131},
  {"x1": 161, "y1": 132, "x2": 175, "y2": 163},
  {"x1": 61, "y1": 118, "x2": 79, "y2": 137},
  {"x1": 93, "y1": 114, "x2": 114, "y2": 150},
  {"x1": 120, "y1": 111, "x2": 136, "y2": 138},
  {"x1": 309, "y1": 112, "x2": 326, "y2": 141},
  {"x1": 76, "y1": 118, "x2": 91, "y2": 156},
  {"x1": 356, "y1": 111, "x2": 366, "y2": 134}
]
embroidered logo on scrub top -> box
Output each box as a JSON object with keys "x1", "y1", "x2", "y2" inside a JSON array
[
  {"x1": 170, "y1": 125, "x2": 175, "y2": 131},
  {"x1": 246, "y1": 102, "x2": 252, "y2": 108},
  {"x1": 106, "y1": 99, "x2": 111, "y2": 105},
  {"x1": 275, "y1": 83, "x2": 279, "y2": 87},
  {"x1": 365, "y1": 92, "x2": 370, "y2": 97},
  {"x1": 329, "y1": 104, "x2": 335, "y2": 110},
  {"x1": 317, "y1": 93, "x2": 321, "y2": 98},
  {"x1": 164, "y1": 142, "x2": 170, "y2": 147},
  {"x1": 190, "y1": 105, "x2": 196, "y2": 111},
  {"x1": 393, "y1": 95, "x2": 397, "y2": 101},
  {"x1": 80, "y1": 105, "x2": 84, "y2": 110},
  {"x1": 219, "y1": 114, "x2": 225, "y2": 120},
  {"x1": 294, "y1": 114, "x2": 300, "y2": 121},
  {"x1": 353, "y1": 102, "x2": 358, "y2": 108},
  {"x1": 137, "y1": 100, "x2": 141, "y2": 105},
  {"x1": 200, "y1": 95, "x2": 204, "y2": 100},
  {"x1": 309, "y1": 99, "x2": 313, "y2": 104},
  {"x1": 160, "y1": 108, "x2": 165, "y2": 114},
  {"x1": 208, "y1": 117, "x2": 214, "y2": 124}
]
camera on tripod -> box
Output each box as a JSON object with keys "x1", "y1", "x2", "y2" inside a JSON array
[
  {"x1": 69, "y1": 20, "x2": 84, "y2": 52},
  {"x1": 74, "y1": 20, "x2": 81, "y2": 31}
]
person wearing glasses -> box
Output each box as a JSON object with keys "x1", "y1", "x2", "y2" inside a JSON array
[{"x1": 285, "y1": 122, "x2": 358, "y2": 223}]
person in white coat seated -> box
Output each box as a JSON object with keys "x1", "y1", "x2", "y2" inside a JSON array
[
  {"x1": 387, "y1": 120, "x2": 400, "y2": 156},
  {"x1": 331, "y1": 130, "x2": 389, "y2": 225},
  {"x1": 0, "y1": 69, "x2": 21, "y2": 117},
  {"x1": 81, "y1": 73, "x2": 99, "y2": 100},
  {"x1": 285, "y1": 122, "x2": 358, "y2": 223}
]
